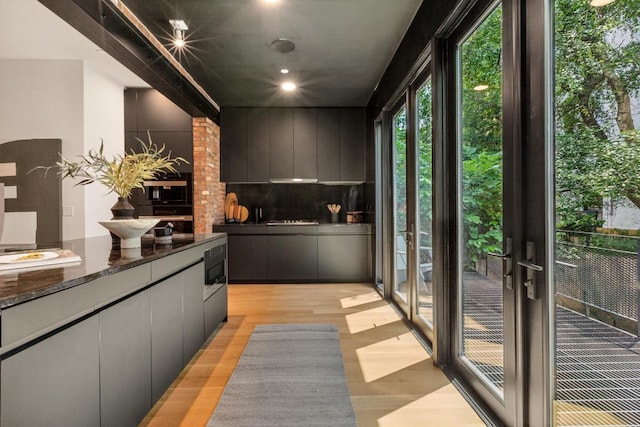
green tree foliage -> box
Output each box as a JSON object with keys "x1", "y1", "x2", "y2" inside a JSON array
[
  {"x1": 460, "y1": 5, "x2": 503, "y2": 268},
  {"x1": 394, "y1": 107, "x2": 407, "y2": 232},
  {"x1": 555, "y1": 0, "x2": 640, "y2": 217},
  {"x1": 418, "y1": 81, "x2": 433, "y2": 248}
]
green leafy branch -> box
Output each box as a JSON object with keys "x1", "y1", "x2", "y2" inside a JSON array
[{"x1": 36, "y1": 132, "x2": 188, "y2": 198}]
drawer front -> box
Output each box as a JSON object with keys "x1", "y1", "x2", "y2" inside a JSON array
[
  {"x1": 317, "y1": 224, "x2": 371, "y2": 235},
  {"x1": 266, "y1": 225, "x2": 318, "y2": 235},
  {"x1": 214, "y1": 225, "x2": 266, "y2": 235}
]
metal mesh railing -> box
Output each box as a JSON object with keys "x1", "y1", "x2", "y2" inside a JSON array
[{"x1": 556, "y1": 230, "x2": 639, "y2": 333}]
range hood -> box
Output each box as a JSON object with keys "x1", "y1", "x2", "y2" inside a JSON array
[{"x1": 269, "y1": 178, "x2": 318, "y2": 184}]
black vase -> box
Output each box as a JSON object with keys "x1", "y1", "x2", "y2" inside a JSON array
[
  {"x1": 109, "y1": 197, "x2": 135, "y2": 246},
  {"x1": 110, "y1": 197, "x2": 135, "y2": 219}
]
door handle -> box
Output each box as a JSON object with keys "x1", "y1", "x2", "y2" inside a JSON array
[
  {"x1": 487, "y1": 237, "x2": 513, "y2": 289},
  {"x1": 517, "y1": 241, "x2": 543, "y2": 300},
  {"x1": 406, "y1": 229, "x2": 414, "y2": 251}
]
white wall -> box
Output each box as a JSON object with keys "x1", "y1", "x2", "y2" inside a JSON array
[
  {"x1": 0, "y1": 58, "x2": 85, "y2": 240},
  {"x1": 0, "y1": 59, "x2": 134, "y2": 240},
  {"x1": 83, "y1": 64, "x2": 126, "y2": 238}
]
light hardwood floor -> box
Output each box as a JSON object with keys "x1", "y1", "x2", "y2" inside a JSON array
[{"x1": 140, "y1": 283, "x2": 486, "y2": 427}]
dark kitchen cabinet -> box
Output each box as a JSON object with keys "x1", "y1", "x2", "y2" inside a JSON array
[
  {"x1": 293, "y1": 108, "x2": 317, "y2": 179},
  {"x1": 151, "y1": 273, "x2": 184, "y2": 402},
  {"x1": 124, "y1": 88, "x2": 193, "y2": 174},
  {"x1": 221, "y1": 224, "x2": 371, "y2": 283},
  {"x1": 220, "y1": 107, "x2": 364, "y2": 182},
  {"x1": 228, "y1": 234, "x2": 267, "y2": 282},
  {"x1": 99, "y1": 290, "x2": 152, "y2": 427},
  {"x1": 339, "y1": 109, "x2": 365, "y2": 182},
  {"x1": 247, "y1": 108, "x2": 270, "y2": 182},
  {"x1": 318, "y1": 234, "x2": 370, "y2": 282},
  {"x1": 182, "y1": 262, "x2": 205, "y2": 363},
  {"x1": 267, "y1": 235, "x2": 318, "y2": 281},
  {"x1": 317, "y1": 108, "x2": 365, "y2": 182},
  {"x1": 221, "y1": 108, "x2": 248, "y2": 182},
  {"x1": 148, "y1": 131, "x2": 193, "y2": 173},
  {"x1": 205, "y1": 284, "x2": 228, "y2": 338},
  {"x1": 136, "y1": 89, "x2": 192, "y2": 132},
  {"x1": 1, "y1": 317, "x2": 100, "y2": 427},
  {"x1": 317, "y1": 109, "x2": 341, "y2": 181},
  {"x1": 270, "y1": 108, "x2": 294, "y2": 179}
]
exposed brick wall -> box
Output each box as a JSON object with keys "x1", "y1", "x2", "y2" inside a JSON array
[{"x1": 192, "y1": 117, "x2": 225, "y2": 233}]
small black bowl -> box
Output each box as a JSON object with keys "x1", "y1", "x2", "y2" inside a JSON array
[{"x1": 154, "y1": 227, "x2": 173, "y2": 237}]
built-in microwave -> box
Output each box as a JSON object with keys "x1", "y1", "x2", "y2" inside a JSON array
[{"x1": 204, "y1": 244, "x2": 226, "y2": 300}]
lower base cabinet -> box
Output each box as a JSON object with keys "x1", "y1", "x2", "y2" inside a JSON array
[
  {"x1": 151, "y1": 273, "x2": 184, "y2": 403},
  {"x1": 0, "y1": 259, "x2": 225, "y2": 427},
  {"x1": 183, "y1": 263, "x2": 205, "y2": 363},
  {"x1": 318, "y1": 235, "x2": 370, "y2": 282},
  {"x1": 100, "y1": 290, "x2": 152, "y2": 427},
  {"x1": 228, "y1": 235, "x2": 267, "y2": 282},
  {"x1": 1, "y1": 317, "x2": 101, "y2": 427},
  {"x1": 205, "y1": 285, "x2": 228, "y2": 338},
  {"x1": 267, "y1": 235, "x2": 318, "y2": 280},
  {"x1": 220, "y1": 225, "x2": 372, "y2": 283}
]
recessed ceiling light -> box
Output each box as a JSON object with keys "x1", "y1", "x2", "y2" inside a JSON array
[
  {"x1": 590, "y1": 0, "x2": 615, "y2": 6},
  {"x1": 473, "y1": 84, "x2": 489, "y2": 91},
  {"x1": 264, "y1": 0, "x2": 280, "y2": 3},
  {"x1": 280, "y1": 68, "x2": 289, "y2": 74},
  {"x1": 281, "y1": 81, "x2": 297, "y2": 91}
]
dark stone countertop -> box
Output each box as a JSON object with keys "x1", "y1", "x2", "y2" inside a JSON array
[{"x1": 0, "y1": 233, "x2": 225, "y2": 309}]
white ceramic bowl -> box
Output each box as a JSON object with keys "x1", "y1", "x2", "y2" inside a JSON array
[{"x1": 98, "y1": 219, "x2": 160, "y2": 248}]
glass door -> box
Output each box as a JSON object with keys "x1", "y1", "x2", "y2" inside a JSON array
[
  {"x1": 552, "y1": 0, "x2": 640, "y2": 425},
  {"x1": 451, "y1": 2, "x2": 518, "y2": 422},
  {"x1": 392, "y1": 103, "x2": 410, "y2": 313},
  {"x1": 413, "y1": 77, "x2": 435, "y2": 335}
]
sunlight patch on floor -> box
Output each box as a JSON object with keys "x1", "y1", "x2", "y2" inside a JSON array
[
  {"x1": 376, "y1": 384, "x2": 487, "y2": 426},
  {"x1": 356, "y1": 332, "x2": 428, "y2": 382},
  {"x1": 340, "y1": 291, "x2": 383, "y2": 308},
  {"x1": 345, "y1": 304, "x2": 401, "y2": 334}
]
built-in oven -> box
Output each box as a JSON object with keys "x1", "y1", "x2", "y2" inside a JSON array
[
  {"x1": 137, "y1": 173, "x2": 193, "y2": 232},
  {"x1": 204, "y1": 243, "x2": 226, "y2": 300},
  {"x1": 143, "y1": 173, "x2": 192, "y2": 205}
]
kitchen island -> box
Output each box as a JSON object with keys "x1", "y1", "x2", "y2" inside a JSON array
[{"x1": 0, "y1": 233, "x2": 227, "y2": 427}]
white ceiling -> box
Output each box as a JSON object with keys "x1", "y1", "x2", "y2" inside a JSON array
[{"x1": 0, "y1": 0, "x2": 147, "y2": 88}]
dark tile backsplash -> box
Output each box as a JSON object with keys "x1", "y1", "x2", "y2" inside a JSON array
[{"x1": 226, "y1": 183, "x2": 364, "y2": 223}]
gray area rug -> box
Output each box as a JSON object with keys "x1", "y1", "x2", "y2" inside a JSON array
[{"x1": 208, "y1": 323, "x2": 356, "y2": 427}]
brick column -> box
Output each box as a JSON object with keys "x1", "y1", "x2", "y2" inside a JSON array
[{"x1": 192, "y1": 117, "x2": 225, "y2": 233}]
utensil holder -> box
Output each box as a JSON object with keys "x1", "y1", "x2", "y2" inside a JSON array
[{"x1": 331, "y1": 212, "x2": 339, "y2": 223}]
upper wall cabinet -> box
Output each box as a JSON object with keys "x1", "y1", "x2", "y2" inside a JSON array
[
  {"x1": 124, "y1": 89, "x2": 193, "y2": 173},
  {"x1": 220, "y1": 108, "x2": 248, "y2": 182},
  {"x1": 269, "y1": 108, "x2": 294, "y2": 179},
  {"x1": 220, "y1": 107, "x2": 364, "y2": 183},
  {"x1": 293, "y1": 108, "x2": 317, "y2": 179},
  {"x1": 247, "y1": 108, "x2": 270, "y2": 182},
  {"x1": 317, "y1": 108, "x2": 365, "y2": 183}
]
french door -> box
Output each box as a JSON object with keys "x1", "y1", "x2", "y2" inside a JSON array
[
  {"x1": 449, "y1": 3, "x2": 518, "y2": 423},
  {"x1": 391, "y1": 69, "x2": 435, "y2": 340},
  {"x1": 446, "y1": 0, "x2": 551, "y2": 424},
  {"x1": 387, "y1": 0, "x2": 555, "y2": 424}
]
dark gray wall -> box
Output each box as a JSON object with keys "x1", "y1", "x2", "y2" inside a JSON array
[
  {"x1": 367, "y1": 1, "x2": 458, "y2": 111},
  {"x1": 0, "y1": 139, "x2": 62, "y2": 244}
]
